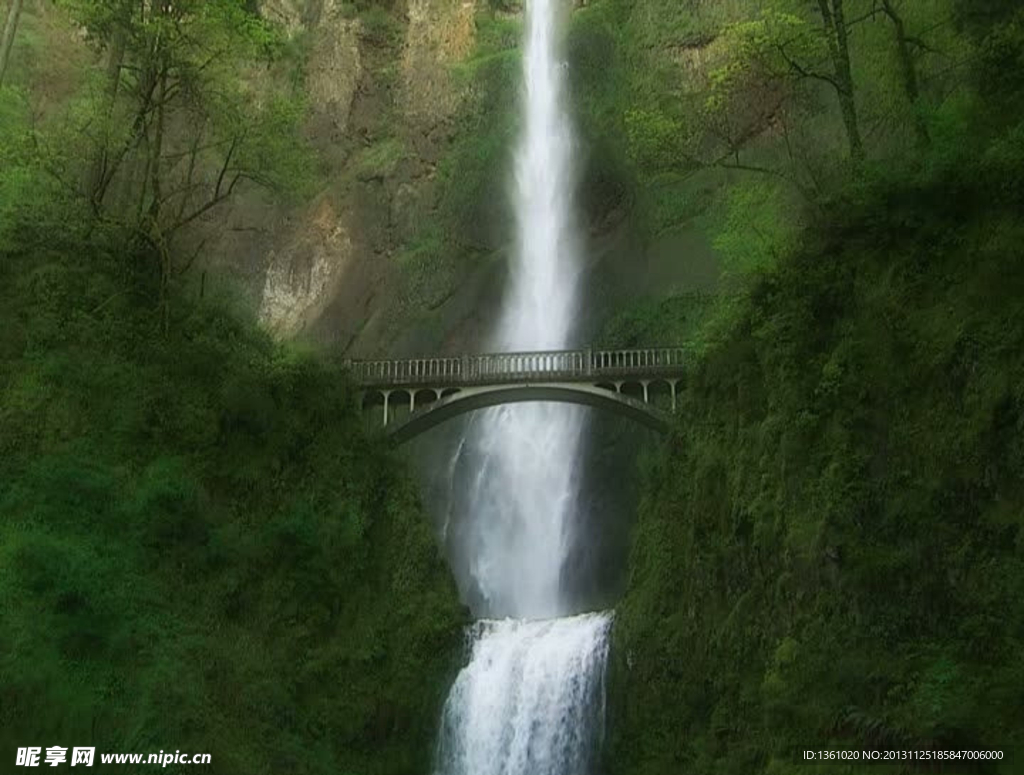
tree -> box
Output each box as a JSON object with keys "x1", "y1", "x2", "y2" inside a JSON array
[
  {"x1": 878, "y1": 0, "x2": 930, "y2": 148},
  {"x1": 699, "y1": 2, "x2": 868, "y2": 176},
  {"x1": 82, "y1": 0, "x2": 130, "y2": 208},
  {"x1": 0, "y1": 0, "x2": 24, "y2": 88},
  {"x1": 814, "y1": 0, "x2": 863, "y2": 161},
  {"x1": 55, "y1": 0, "x2": 313, "y2": 327},
  {"x1": 702, "y1": 11, "x2": 812, "y2": 163}
]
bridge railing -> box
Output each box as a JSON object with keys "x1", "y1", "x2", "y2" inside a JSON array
[{"x1": 349, "y1": 347, "x2": 687, "y2": 387}]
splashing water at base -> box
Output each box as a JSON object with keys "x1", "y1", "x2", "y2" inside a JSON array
[{"x1": 436, "y1": 614, "x2": 613, "y2": 775}]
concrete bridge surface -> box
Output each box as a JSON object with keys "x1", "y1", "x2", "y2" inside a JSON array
[{"x1": 347, "y1": 347, "x2": 687, "y2": 444}]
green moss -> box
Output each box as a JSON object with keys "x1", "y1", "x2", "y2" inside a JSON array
[
  {"x1": 395, "y1": 229, "x2": 459, "y2": 311},
  {"x1": 357, "y1": 5, "x2": 404, "y2": 46},
  {"x1": 471, "y1": 11, "x2": 522, "y2": 56},
  {"x1": 395, "y1": 5, "x2": 521, "y2": 290},
  {"x1": 600, "y1": 293, "x2": 714, "y2": 349},
  {"x1": 437, "y1": 12, "x2": 521, "y2": 250},
  {"x1": 565, "y1": 0, "x2": 716, "y2": 237},
  {"x1": 353, "y1": 137, "x2": 409, "y2": 181}
]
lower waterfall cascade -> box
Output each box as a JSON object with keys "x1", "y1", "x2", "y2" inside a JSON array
[{"x1": 436, "y1": 614, "x2": 612, "y2": 775}]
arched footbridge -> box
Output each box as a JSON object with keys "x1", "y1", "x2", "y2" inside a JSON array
[{"x1": 347, "y1": 347, "x2": 687, "y2": 444}]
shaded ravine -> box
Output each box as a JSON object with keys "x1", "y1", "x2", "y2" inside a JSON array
[{"x1": 435, "y1": 1, "x2": 612, "y2": 774}]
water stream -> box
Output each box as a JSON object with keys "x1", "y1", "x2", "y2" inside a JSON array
[{"x1": 435, "y1": 1, "x2": 612, "y2": 773}]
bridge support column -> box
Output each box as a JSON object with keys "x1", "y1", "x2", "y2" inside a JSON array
[
  {"x1": 410, "y1": 391, "x2": 416, "y2": 412},
  {"x1": 382, "y1": 390, "x2": 391, "y2": 426},
  {"x1": 614, "y1": 382, "x2": 623, "y2": 394},
  {"x1": 642, "y1": 381, "x2": 650, "y2": 403},
  {"x1": 670, "y1": 380, "x2": 678, "y2": 413}
]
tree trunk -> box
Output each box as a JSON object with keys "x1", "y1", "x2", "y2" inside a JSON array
[
  {"x1": 149, "y1": 63, "x2": 171, "y2": 333},
  {"x1": 0, "y1": 0, "x2": 25, "y2": 88},
  {"x1": 149, "y1": 70, "x2": 166, "y2": 222},
  {"x1": 87, "y1": 25, "x2": 128, "y2": 209},
  {"x1": 881, "y1": 0, "x2": 930, "y2": 149},
  {"x1": 817, "y1": 0, "x2": 864, "y2": 162}
]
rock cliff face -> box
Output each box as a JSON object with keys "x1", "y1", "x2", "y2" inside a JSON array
[
  {"x1": 403, "y1": 0, "x2": 477, "y2": 130},
  {"x1": 205, "y1": 0, "x2": 489, "y2": 356},
  {"x1": 257, "y1": 196, "x2": 356, "y2": 337}
]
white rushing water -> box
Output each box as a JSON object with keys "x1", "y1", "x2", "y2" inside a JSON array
[
  {"x1": 458, "y1": 0, "x2": 583, "y2": 623},
  {"x1": 436, "y1": 2, "x2": 612, "y2": 774},
  {"x1": 437, "y1": 615, "x2": 612, "y2": 775}
]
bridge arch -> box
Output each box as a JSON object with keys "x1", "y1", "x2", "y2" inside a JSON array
[
  {"x1": 349, "y1": 345, "x2": 687, "y2": 442},
  {"x1": 384, "y1": 383, "x2": 672, "y2": 445}
]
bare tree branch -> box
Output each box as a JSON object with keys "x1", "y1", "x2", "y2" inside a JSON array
[
  {"x1": 774, "y1": 42, "x2": 841, "y2": 90},
  {"x1": 170, "y1": 171, "x2": 242, "y2": 233}
]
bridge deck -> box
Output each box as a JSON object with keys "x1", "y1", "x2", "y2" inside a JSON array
[{"x1": 348, "y1": 347, "x2": 687, "y2": 388}]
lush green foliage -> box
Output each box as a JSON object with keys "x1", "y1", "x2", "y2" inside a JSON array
[
  {"x1": 566, "y1": 0, "x2": 982, "y2": 251},
  {"x1": 1, "y1": 0, "x2": 315, "y2": 319},
  {"x1": 606, "y1": 116, "x2": 1024, "y2": 775},
  {"x1": 0, "y1": 213, "x2": 465, "y2": 773},
  {"x1": 0, "y1": 6, "x2": 465, "y2": 772}
]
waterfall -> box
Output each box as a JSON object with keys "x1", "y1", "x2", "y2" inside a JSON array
[
  {"x1": 436, "y1": 1, "x2": 612, "y2": 774},
  {"x1": 437, "y1": 615, "x2": 612, "y2": 775}
]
